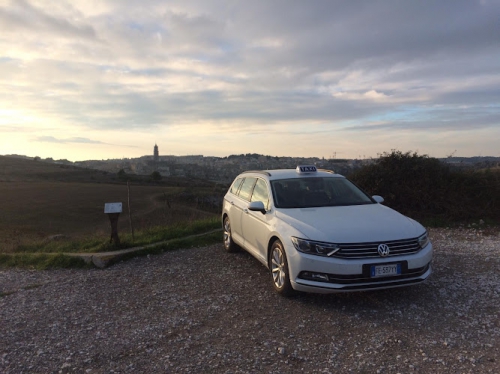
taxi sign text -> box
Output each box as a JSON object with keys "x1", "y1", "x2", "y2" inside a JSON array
[{"x1": 296, "y1": 165, "x2": 317, "y2": 173}]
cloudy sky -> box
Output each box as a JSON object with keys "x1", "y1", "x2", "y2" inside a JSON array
[{"x1": 1, "y1": 0, "x2": 499, "y2": 161}]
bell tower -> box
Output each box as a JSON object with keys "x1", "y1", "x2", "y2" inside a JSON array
[
  {"x1": 153, "y1": 143, "x2": 159, "y2": 171},
  {"x1": 154, "y1": 143, "x2": 159, "y2": 162}
]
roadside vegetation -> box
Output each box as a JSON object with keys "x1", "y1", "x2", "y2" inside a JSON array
[
  {"x1": 349, "y1": 150, "x2": 500, "y2": 226},
  {"x1": 8, "y1": 217, "x2": 220, "y2": 255},
  {"x1": 0, "y1": 218, "x2": 221, "y2": 270}
]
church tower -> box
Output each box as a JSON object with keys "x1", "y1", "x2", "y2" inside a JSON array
[
  {"x1": 153, "y1": 143, "x2": 159, "y2": 171},
  {"x1": 154, "y1": 143, "x2": 159, "y2": 162}
]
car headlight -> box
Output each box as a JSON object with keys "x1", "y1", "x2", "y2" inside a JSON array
[
  {"x1": 418, "y1": 232, "x2": 429, "y2": 249},
  {"x1": 291, "y1": 237, "x2": 340, "y2": 257}
]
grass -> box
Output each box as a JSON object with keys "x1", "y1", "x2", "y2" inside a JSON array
[
  {"x1": 0, "y1": 181, "x2": 219, "y2": 252},
  {"x1": 0, "y1": 253, "x2": 90, "y2": 270},
  {"x1": 111, "y1": 230, "x2": 222, "y2": 264},
  {"x1": 0, "y1": 155, "x2": 116, "y2": 183},
  {"x1": 13, "y1": 217, "x2": 221, "y2": 254},
  {"x1": 0, "y1": 217, "x2": 222, "y2": 269},
  {"x1": 0, "y1": 182, "x2": 180, "y2": 237}
]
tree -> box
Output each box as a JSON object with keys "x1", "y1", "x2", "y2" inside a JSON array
[{"x1": 150, "y1": 171, "x2": 162, "y2": 181}]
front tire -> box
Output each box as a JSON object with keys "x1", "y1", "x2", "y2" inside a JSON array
[
  {"x1": 270, "y1": 240, "x2": 294, "y2": 296},
  {"x1": 223, "y1": 216, "x2": 238, "y2": 252}
]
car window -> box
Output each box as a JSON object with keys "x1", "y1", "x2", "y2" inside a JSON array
[
  {"x1": 271, "y1": 177, "x2": 373, "y2": 208},
  {"x1": 230, "y1": 177, "x2": 243, "y2": 195},
  {"x1": 238, "y1": 177, "x2": 257, "y2": 201},
  {"x1": 251, "y1": 178, "x2": 270, "y2": 209}
]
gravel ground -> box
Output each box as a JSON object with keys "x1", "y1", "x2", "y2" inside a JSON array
[{"x1": 1, "y1": 228, "x2": 499, "y2": 373}]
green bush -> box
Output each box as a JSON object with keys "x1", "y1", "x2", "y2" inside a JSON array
[
  {"x1": 349, "y1": 151, "x2": 500, "y2": 224},
  {"x1": 0, "y1": 253, "x2": 88, "y2": 270},
  {"x1": 150, "y1": 171, "x2": 162, "y2": 182},
  {"x1": 13, "y1": 217, "x2": 221, "y2": 254}
]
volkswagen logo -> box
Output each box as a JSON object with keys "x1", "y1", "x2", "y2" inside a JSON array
[{"x1": 377, "y1": 244, "x2": 390, "y2": 257}]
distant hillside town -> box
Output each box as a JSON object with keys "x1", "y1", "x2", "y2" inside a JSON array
[
  {"x1": 72, "y1": 144, "x2": 364, "y2": 183},
  {"x1": 6, "y1": 145, "x2": 500, "y2": 184}
]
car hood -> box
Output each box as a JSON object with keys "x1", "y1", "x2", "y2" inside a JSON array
[{"x1": 275, "y1": 203, "x2": 425, "y2": 243}]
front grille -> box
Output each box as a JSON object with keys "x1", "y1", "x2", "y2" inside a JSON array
[
  {"x1": 332, "y1": 238, "x2": 421, "y2": 259},
  {"x1": 298, "y1": 263, "x2": 431, "y2": 285}
]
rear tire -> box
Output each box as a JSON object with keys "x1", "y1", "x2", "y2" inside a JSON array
[
  {"x1": 223, "y1": 216, "x2": 238, "y2": 253},
  {"x1": 270, "y1": 240, "x2": 294, "y2": 296}
]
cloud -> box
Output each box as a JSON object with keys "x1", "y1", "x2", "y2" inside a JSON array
[
  {"x1": 1, "y1": 0, "x2": 499, "y2": 159},
  {"x1": 332, "y1": 90, "x2": 390, "y2": 102},
  {"x1": 343, "y1": 106, "x2": 500, "y2": 132},
  {"x1": 0, "y1": 0, "x2": 97, "y2": 40},
  {"x1": 35, "y1": 136, "x2": 105, "y2": 144},
  {"x1": 34, "y1": 136, "x2": 140, "y2": 149},
  {"x1": 0, "y1": 125, "x2": 34, "y2": 132}
]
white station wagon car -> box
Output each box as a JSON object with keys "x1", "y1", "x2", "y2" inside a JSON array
[{"x1": 222, "y1": 166, "x2": 432, "y2": 296}]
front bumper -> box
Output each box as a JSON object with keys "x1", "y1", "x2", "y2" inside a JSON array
[{"x1": 287, "y1": 241, "x2": 433, "y2": 294}]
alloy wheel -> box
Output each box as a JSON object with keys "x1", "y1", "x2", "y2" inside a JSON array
[{"x1": 271, "y1": 245, "x2": 286, "y2": 289}]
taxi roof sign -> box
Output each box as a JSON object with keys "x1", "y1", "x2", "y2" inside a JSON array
[{"x1": 296, "y1": 165, "x2": 317, "y2": 173}]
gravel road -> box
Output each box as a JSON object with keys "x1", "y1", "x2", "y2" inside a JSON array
[{"x1": 1, "y1": 228, "x2": 499, "y2": 373}]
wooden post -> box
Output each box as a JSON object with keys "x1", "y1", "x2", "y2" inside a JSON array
[
  {"x1": 108, "y1": 213, "x2": 120, "y2": 244},
  {"x1": 164, "y1": 192, "x2": 171, "y2": 209},
  {"x1": 104, "y1": 202, "x2": 123, "y2": 245},
  {"x1": 127, "y1": 182, "x2": 135, "y2": 241}
]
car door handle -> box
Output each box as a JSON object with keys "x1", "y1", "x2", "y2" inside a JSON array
[{"x1": 244, "y1": 208, "x2": 249, "y2": 213}]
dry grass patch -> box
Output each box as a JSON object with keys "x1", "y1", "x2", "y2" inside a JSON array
[{"x1": 0, "y1": 181, "x2": 217, "y2": 253}]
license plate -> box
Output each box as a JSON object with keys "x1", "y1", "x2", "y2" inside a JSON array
[{"x1": 370, "y1": 263, "x2": 401, "y2": 278}]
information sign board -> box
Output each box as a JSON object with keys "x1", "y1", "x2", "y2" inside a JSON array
[{"x1": 104, "y1": 202, "x2": 123, "y2": 214}]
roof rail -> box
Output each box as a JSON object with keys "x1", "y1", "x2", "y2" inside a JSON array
[
  {"x1": 242, "y1": 170, "x2": 272, "y2": 176},
  {"x1": 318, "y1": 168, "x2": 335, "y2": 174}
]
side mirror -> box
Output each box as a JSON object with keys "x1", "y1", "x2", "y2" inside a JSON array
[
  {"x1": 248, "y1": 201, "x2": 267, "y2": 214},
  {"x1": 372, "y1": 195, "x2": 384, "y2": 204}
]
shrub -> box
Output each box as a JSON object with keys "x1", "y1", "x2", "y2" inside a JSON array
[
  {"x1": 349, "y1": 150, "x2": 500, "y2": 224},
  {"x1": 150, "y1": 171, "x2": 162, "y2": 182}
]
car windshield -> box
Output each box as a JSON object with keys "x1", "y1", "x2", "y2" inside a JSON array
[{"x1": 271, "y1": 177, "x2": 374, "y2": 208}]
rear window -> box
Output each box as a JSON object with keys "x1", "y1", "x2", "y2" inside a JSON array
[
  {"x1": 238, "y1": 177, "x2": 257, "y2": 201},
  {"x1": 230, "y1": 178, "x2": 243, "y2": 195}
]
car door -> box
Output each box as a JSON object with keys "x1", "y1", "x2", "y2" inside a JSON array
[
  {"x1": 224, "y1": 177, "x2": 244, "y2": 245},
  {"x1": 241, "y1": 178, "x2": 272, "y2": 264},
  {"x1": 228, "y1": 177, "x2": 257, "y2": 245}
]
